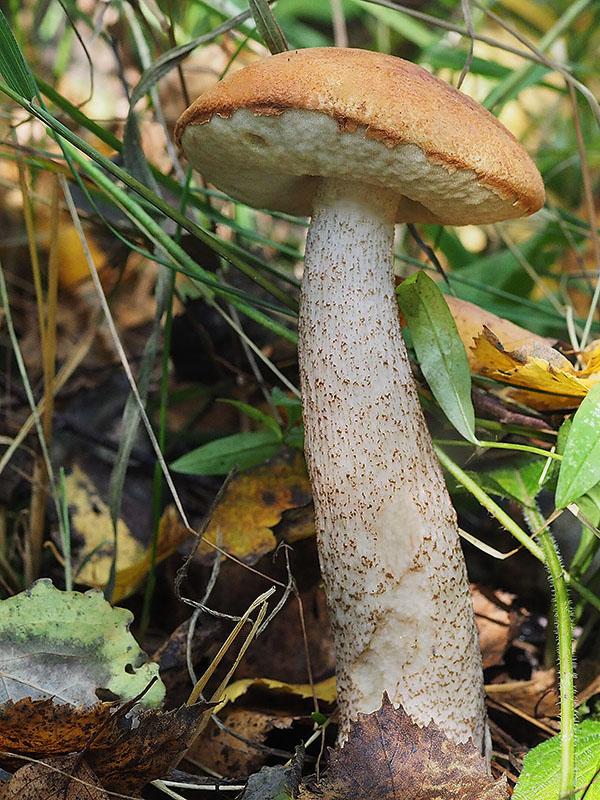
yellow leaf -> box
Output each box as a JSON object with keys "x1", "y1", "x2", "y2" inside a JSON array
[
  {"x1": 220, "y1": 676, "x2": 337, "y2": 707},
  {"x1": 427, "y1": 293, "x2": 600, "y2": 412},
  {"x1": 66, "y1": 465, "x2": 192, "y2": 602},
  {"x1": 56, "y1": 224, "x2": 109, "y2": 289},
  {"x1": 66, "y1": 465, "x2": 144, "y2": 590},
  {"x1": 580, "y1": 340, "x2": 600, "y2": 375},
  {"x1": 471, "y1": 327, "x2": 592, "y2": 410}
]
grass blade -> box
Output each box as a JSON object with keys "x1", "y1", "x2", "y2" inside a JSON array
[
  {"x1": 248, "y1": 0, "x2": 289, "y2": 53},
  {"x1": 0, "y1": 7, "x2": 37, "y2": 100}
]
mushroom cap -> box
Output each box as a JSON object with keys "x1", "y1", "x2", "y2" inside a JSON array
[{"x1": 175, "y1": 47, "x2": 545, "y2": 225}]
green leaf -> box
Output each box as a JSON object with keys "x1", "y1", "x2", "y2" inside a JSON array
[
  {"x1": 556, "y1": 383, "x2": 600, "y2": 508},
  {"x1": 219, "y1": 399, "x2": 283, "y2": 437},
  {"x1": 283, "y1": 426, "x2": 304, "y2": 451},
  {"x1": 171, "y1": 430, "x2": 282, "y2": 475},
  {"x1": 577, "y1": 484, "x2": 600, "y2": 529},
  {"x1": 0, "y1": 7, "x2": 38, "y2": 100},
  {"x1": 248, "y1": 0, "x2": 289, "y2": 53},
  {"x1": 465, "y1": 456, "x2": 545, "y2": 506},
  {"x1": 0, "y1": 579, "x2": 165, "y2": 708},
  {"x1": 396, "y1": 271, "x2": 477, "y2": 444},
  {"x1": 513, "y1": 720, "x2": 600, "y2": 800}
]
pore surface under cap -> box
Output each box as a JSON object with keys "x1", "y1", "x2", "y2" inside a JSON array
[{"x1": 175, "y1": 47, "x2": 545, "y2": 225}]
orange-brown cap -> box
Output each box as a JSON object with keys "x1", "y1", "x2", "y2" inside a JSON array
[{"x1": 175, "y1": 47, "x2": 545, "y2": 225}]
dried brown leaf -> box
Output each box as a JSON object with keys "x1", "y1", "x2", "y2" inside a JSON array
[
  {"x1": 472, "y1": 586, "x2": 523, "y2": 669},
  {"x1": 195, "y1": 707, "x2": 296, "y2": 777},
  {"x1": 299, "y1": 697, "x2": 508, "y2": 800},
  {"x1": 486, "y1": 668, "x2": 559, "y2": 723},
  {"x1": 276, "y1": 503, "x2": 316, "y2": 543},
  {"x1": 0, "y1": 699, "x2": 115, "y2": 756},
  {"x1": 3, "y1": 755, "x2": 108, "y2": 800},
  {"x1": 0, "y1": 698, "x2": 211, "y2": 796},
  {"x1": 86, "y1": 703, "x2": 210, "y2": 793}
]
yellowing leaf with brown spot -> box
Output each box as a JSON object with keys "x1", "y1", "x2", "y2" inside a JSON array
[
  {"x1": 407, "y1": 289, "x2": 600, "y2": 411},
  {"x1": 198, "y1": 450, "x2": 311, "y2": 565},
  {"x1": 65, "y1": 465, "x2": 145, "y2": 590},
  {"x1": 396, "y1": 287, "x2": 600, "y2": 410}
]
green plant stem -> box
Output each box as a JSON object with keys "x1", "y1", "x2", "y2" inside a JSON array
[
  {"x1": 434, "y1": 438, "x2": 561, "y2": 461},
  {"x1": 570, "y1": 528, "x2": 598, "y2": 583},
  {"x1": 434, "y1": 445, "x2": 600, "y2": 614},
  {"x1": 435, "y1": 445, "x2": 544, "y2": 560},
  {"x1": 574, "y1": 560, "x2": 600, "y2": 626},
  {"x1": 524, "y1": 506, "x2": 575, "y2": 800},
  {"x1": 438, "y1": 446, "x2": 578, "y2": 794},
  {"x1": 474, "y1": 418, "x2": 556, "y2": 440}
]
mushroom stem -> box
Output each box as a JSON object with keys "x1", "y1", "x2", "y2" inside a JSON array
[{"x1": 298, "y1": 177, "x2": 487, "y2": 753}]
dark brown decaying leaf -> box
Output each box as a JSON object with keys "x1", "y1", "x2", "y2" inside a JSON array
[
  {"x1": 85, "y1": 704, "x2": 210, "y2": 793},
  {"x1": 3, "y1": 755, "x2": 108, "y2": 800},
  {"x1": 275, "y1": 503, "x2": 316, "y2": 543},
  {"x1": 299, "y1": 696, "x2": 508, "y2": 800},
  {"x1": 485, "y1": 669, "x2": 559, "y2": 723},
  {"x1": 152, "y1": 614, "x2": 226, "y2": 704},
  {"x1": 0, "y1": 698, "x2": 211, "y2": 795}
]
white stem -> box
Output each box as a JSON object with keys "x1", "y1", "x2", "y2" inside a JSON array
[{"x1": 298, "y1": 177, "x2": 488, "y2": 754}]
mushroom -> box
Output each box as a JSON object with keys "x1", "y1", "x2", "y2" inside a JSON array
[{"x1": 175, "y1": 47, "x2": 545, "y2": 757}]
